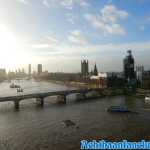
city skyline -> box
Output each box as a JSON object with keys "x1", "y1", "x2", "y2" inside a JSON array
[{"x1": 0, "y1": 0, "x2": 150, "y2": 72}]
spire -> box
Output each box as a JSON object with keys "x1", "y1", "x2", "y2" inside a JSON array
[{"x1": 94, "y1": 63, "x2": 98, "y2": 76}]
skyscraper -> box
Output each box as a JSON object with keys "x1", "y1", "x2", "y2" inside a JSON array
[
  {"x1": 38, "y1": 64, "x2": 42, "y2": 75},
  {"x1": 123, "y1": 50, "x2": 135, "y2": 82},
  {"x1": 81, "y1": 60, "x2": 89, "y2": 76},
  {"x1": 28, "y1": 64, "x2": 31, "y2": 76},
  {"x1": 136, "y1": 66, "x2": 144, "y2": 83}
]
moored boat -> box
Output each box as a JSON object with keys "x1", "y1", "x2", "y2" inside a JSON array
[
  {"x1": 145, "y1": 95, "x2": 150, "y2": 103},
  {"x1": 10, "y1": 83, "x2": 21, "y2": 88},
  {"x1": 17, "y1": 88, "x2": 23, "y2": 92},
  {"x1": 107, "y1": 106, "x2": 131, "y2": 113}
]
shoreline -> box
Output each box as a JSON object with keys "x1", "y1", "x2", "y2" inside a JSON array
[
  {"x1": 46, "y1": 80, "x2": 147, "y2": 98},
  {"x1": 48, "y1": 80, "x2": 90, "y2": 88},
  {"x1": 34, "y1": 79, "x2": 91, "y2": 89},
  {"x1": 34, "y1": 79, "x2": 129, "y2": 98},
  {"x1": 6, "y1": 78, "x2": 148, "y2": 98}
]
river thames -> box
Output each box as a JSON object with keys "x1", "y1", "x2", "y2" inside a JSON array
[{"x1": 0, "y1": 80, "x2": 150, "y2": 150}]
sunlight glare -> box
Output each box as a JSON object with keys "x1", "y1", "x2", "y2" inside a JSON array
[{"x1": 0, "y1": 25, "x2": 28, "y2": 70}]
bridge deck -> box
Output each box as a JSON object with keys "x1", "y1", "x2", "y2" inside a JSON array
[{"x1": 0, "y1": 88, "x2": 98, "y2": 102}]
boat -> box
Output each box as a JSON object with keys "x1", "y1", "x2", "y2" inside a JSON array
[
  {"x1": 145, "y1": 95, "x2": 150, "y2": 103},
  {"x1": 17, "y1": 88, "x2": 23, "y2": 93},
  {"x1": 10, "y1": 83, "x2": 21, "y2": 88},
  {"x1": 107, "y1": 106, "x2": 131, "y2": 113}
]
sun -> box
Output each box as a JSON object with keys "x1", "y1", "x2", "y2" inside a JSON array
[{"x1": 0, "y1": 25, "x2": 27, "y2": 70}]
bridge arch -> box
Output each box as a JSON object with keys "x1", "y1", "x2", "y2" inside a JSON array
[{"x1": 0, "y1": 88, "x2": 101, "y2": 110}]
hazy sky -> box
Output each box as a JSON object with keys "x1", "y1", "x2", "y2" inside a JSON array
[{"x1": 0, "y1": 0, "x2": 150, "y2": 72}]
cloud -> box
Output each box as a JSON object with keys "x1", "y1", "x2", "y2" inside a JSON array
[
  {"x1": 68, "y1": 30, "x2": 87, "y2": 45},
  {"x1": 60, "y1": 0, "x2": 74, "y2": 10},
  {"x1": 31, "y1": 36, "x2": 150, "y2": 57},
  {"x1": 29, "y1": 40, "x2": 150, "y2": 72},
  {"x1": 107, "y1": 0, "x2": 113, "y2": 4},
  {"x1": 105, "y1": 24, "x2": 126, "y2": 35},
  {"x1": 43, "y1": 0, "x2": 50, "y2": 8},
  {"x1": 27, "y1": 33, "x2": 150, "y2": 71},
  {"x1": 32, "y1": 44, "x2": 55, "y2": 49},
  {"x1": 47, "y1": 36, "x2": 58, "y2": 44},
  {"x1": 60, "y1": 0, "x2": 89, "y2": 9},
  {"x1": 84, "y1": 4, "x2": 128, "y2": 35},
  {"x1": 85, "y1": 14, "x2": 104, "y2": 28},
  {"x1": 66, "y1": 13, "x2": 80, "y2": 25},
  {"x1": 31, "y1": 35, "x2": 59, "y2": 49},
  {"x1": 42, "y1": 0, "x2": 89, "y2": 9},
  {"x1": 147, "y1": 17, "x2": 150, "y2": 22},
  {"x1": 139, "y1": 25, "x2": 145, "y2": 31},
  {"x1": 101, "y1": 4, "x2": 128, "y2": 23},
  {"x1": 16, "y1": 0, "x2": 28, "y2": 4},
  {"x1": 64, "y1": 41, "x2": 150, "y2": 55},
  {"x1": 66, "y1": 13, "x2": 76, "y2": 24}
]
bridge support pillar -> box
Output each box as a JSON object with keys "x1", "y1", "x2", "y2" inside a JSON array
[
  {"x1": 76, "y1": 93, "x2": 86, "y2": 101},
  {"x1": 57, "y1": 95, "x2": 66, "y2": 104},
  {"x1": 14, "y1": 100, "x2": 20, "y2": 110},
  {"x1": 63, "y1": 95, "x2": 66, "y2": 104},
  {"x1": 83, "y1": 93, "x2": 87, "y2": 99},
  {"x1": 36, "y1": 98, "x2": 44, "y2": 107}
]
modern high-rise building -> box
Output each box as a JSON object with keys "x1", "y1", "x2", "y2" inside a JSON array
[
  {"x1": 136, "y1": 66, "x2": 144, "y2": 83},
  {"x1": 28, "y1": 64, "x2": 31, "y2": 76},
  {"x1": 81, "y1": 60, "x2": 89, "y2": 76},
  {"x1": 37, "y1": 64, "x2": 42, "y2": 75},
  {"x1": 123, "y1": 50, "x2": 135, "y2": 82}
]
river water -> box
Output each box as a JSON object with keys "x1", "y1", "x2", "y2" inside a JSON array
[{"x1": 0, "y1": 80, "x2": 150, "y2": 150}]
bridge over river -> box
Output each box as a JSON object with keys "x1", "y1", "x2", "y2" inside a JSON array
[{"x1": 0, "y1": 88, "x2": 100, "y2": 109}]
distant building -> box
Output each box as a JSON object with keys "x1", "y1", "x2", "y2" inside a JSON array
[
  {"x1": 8, "y1": 71, "x2": 15, "y2": 80},
  {"x1": 0, "y1": 69, "x2": 6, "y2": 81},
  {"x1": 47, "y1": 72, "x2": 81, "y2": 82},
  {"x1": 123, "y1": 50, "x2": 135, "y2": 82},
  {"x1": 14, "y1": 67, "x2": 26, "y2": 78},
  {"x1": 136, "y1": 66, "x2": 144, "y2": 83},
  {"x1": 37, "y1": 64, "x2": 42, "y2": 75},
  {"x1": 93, "y1": 63, "x2": 98, "y2": 76},
  {"x1": 22, "y1": 68, "x2": 25, "y2": 74},
  {"x1": 28, "y1": 64, "x2": 31, "y2": 76},
  {"x1": 18, "y1": 68, "x2": 21, "y2": 73},
  {"x1": 107, "y1": 72, "x2": 124, "y2": 88},
  {"x1": 81, "y1": 60, "x2": 89, "y2": 76},
  {"x1": 0, "y1": 69, "x2": 6, "y2": 75},
  {"x1": 107, "y1": 72, "x2": 124, "y2": 78},
  {"x1": 90, "y1": 73, "x2": 107, "y2": 88},
  {"x1": 142, "y1": 71, "x2": 150, "y2": 89}
]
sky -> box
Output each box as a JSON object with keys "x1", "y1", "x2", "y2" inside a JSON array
[{"x1": 0, "y1": 0, "x2": 150, "y2": 73}]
